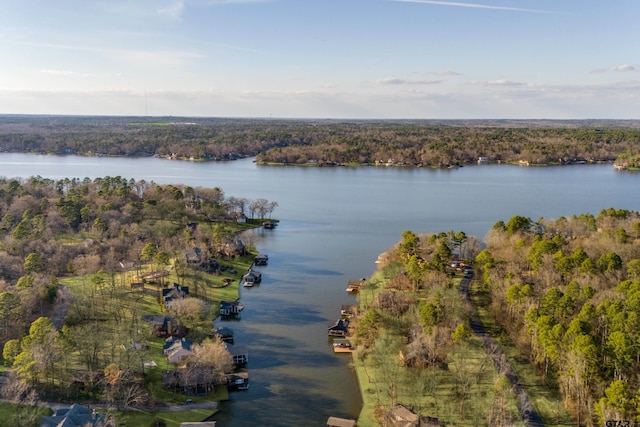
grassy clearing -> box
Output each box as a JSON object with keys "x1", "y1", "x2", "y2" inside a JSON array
[
  {"x1": 353, "y1": 266, "x2": 525, "y2": 426},
  {"x1": 114, "y1": 408, "x2": 218, "y2": 426},
  {"x1": 54, "y1": 231, "x2": 100, "y2": 245},
  {"x1": 470, "y1": 281, "x2": 574, "y2": 426}
]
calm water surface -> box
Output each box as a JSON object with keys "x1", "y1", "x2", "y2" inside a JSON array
[{"x1": 1, "y1": 154, "x2": 639, "y2": 426}]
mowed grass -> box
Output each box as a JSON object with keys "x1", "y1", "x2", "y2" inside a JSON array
[
  {"x1": 470, "y1": 281, "x2": 575, "y2": 426},
  {"x1": 114, "y1": 408, "x2": 218, "y2": 427},
  {"x1": 53, "y1": 254, "x2": 255, "y2": 404}
]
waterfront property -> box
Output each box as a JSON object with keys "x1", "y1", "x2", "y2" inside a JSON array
[
  {"x1": 220, "y1": 300, "x2": 244, "y2": 317},
  {"x1": 40, "y1": 403, "x2": 114, "y2": 427},
  {"x1": 242, "y1": 270, "x2": 261, "y2": 287},
  {"x1": 163, "y1": 283, "x2": 190, "y2": 309},
  {"x1": 328, "y1": 319, "x2": 350, "y2": 337},
  {"x1": 164, "y1": 337, "x2": 194, "y2": 364}
]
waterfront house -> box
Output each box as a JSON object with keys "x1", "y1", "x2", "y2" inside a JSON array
[
  {"x1": 387, "y1": 404, "x2": 444, "y2": 426},
  {"x1": 242, "y1": 270, "x2": 261, "y2": 287},
  {"x1": 163, "y1": 367, "x2": 227, "y2": 395},
  {"x1": 184, "y1": 247, "x2": 202, "y2": 265},
  {"x1": 163, "y1": 283, "x2": 190, "y2": 310},
  {"x1": 328, "y1": 319, "x2": 350, "y2": 337},
  {"x1": 142, "y1": 315, "x2": 186, "y2": 338},
  {"x1": 40, "y1": 403, "x2": 114, "y2": 427},
  {"x1": 220, "y1": 300, "x2": 244, "y2": 317},
  {"x1": 164, "y1": 337, "x2": 194, "y2": 364}
]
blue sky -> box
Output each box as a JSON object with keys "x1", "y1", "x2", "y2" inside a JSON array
[{"x1": 1, "y1": 0, "x2": 638, "y2": 119}]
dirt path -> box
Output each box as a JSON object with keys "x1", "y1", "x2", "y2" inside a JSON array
[
  {"x1": 459, "y1": 276, "x2": 545, "y2": 427},
  {"x1": 46, "y1": 285, "x2": 74, "y2": 329}
]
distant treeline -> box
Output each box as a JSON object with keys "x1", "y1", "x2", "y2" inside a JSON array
[{"x1": 1, "y1": 115, "x2": 640, "y2": 167}]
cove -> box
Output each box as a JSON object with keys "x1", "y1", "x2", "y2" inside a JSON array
[{"x1": 0, "y1": 153, "x2": 639, "y2": 425}]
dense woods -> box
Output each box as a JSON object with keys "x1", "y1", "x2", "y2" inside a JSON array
[
  {"x1": 480, "y1": 209, "x2": 640, "y2": 425},
  {"x1": 1, "y1": 115, "x2": 640, "y2": 168}
]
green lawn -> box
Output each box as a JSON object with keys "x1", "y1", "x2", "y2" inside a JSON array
[
  {"x1": 113, "y1": 408, "x2": 219, "y2": 427},
  {"x1": 53, "y1": 252, "x2": 255, "y2": 407}
]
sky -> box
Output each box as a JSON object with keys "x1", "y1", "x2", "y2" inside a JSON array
[{"x1": 1, "y1": 0, "x2": 639, "y2": 119}]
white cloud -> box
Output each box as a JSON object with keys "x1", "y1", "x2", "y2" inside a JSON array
[
  {"x1": 39, "y1": 69, "x2": 123, "y2": 78},
  {"x1": 592, "y1": 64, "x2": 638, "y2": 74},
  {"x1": 391, "y1": 0, "x2": 560, "y2": 14},
  {"x1": 479, "y1": 80, "x2": 525, "y2": 86},
  {"x1": 158, "y1": 0, "x2": 185, "y2": 19},
  {"x1": 1, "y1": 80, "x2": 638, "y2": 119},
  {"x1": 429, "y1": 70, "x2": 463, "y2": 76},
  {"x1": 203, "y1": 0, "x2": 271, "y2": 3},
  {"x1": 377, "y1": 77, "x2": 443, "y2": 85}
]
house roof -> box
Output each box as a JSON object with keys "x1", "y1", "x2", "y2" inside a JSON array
[
  {"x1": 163, "y1": 283, "x2": 190, "y2": 298},
  {"x1": 40, "y1": 403, "x2": 111, "y2": 427},
  {"x1": 328, "y1": 319, "x2": 349, "y2": 330},
  {"x1": 164, "y1": 337, "x2": 192, "y2": 353}
]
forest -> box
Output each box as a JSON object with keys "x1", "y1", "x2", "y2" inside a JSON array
[
  {"x1": 1, "y1": 115, "x2": 640, "y2": 168},
  {"x1": 353, "y1": 209, "x2": 640, "y2": 426},
  {"x1": 0, "y1": 175, "x2": 276, "y2": 425}
]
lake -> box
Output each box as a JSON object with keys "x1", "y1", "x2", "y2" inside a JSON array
[{"x1": 1, "y1": 153, "x2": 638, "y2": 426}]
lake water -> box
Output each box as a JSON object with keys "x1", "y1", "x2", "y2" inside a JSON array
[{"x1": 1, "y1": 153, "x2": 639, "y2": 426}]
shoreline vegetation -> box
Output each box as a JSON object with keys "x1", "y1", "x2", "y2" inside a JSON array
[
  {"x1": 0, "y1": 175, "x2": 277, "y2": 426},
  {"x1": 1, "y1": 115, "x2": 640, "y2": 170},
  {"x1": 351, "y1": 209, "x2": 640, "y2": 426}
]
